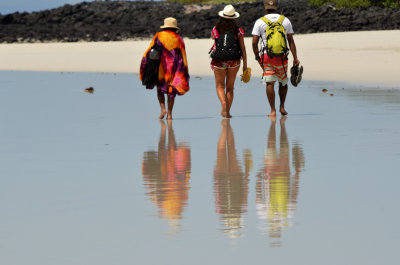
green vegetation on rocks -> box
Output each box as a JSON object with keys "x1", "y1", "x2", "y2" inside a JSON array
[
  {"x1": 309, "y1": 0, "x2": 399, "y2": 8},
  {"x1": 166, "y1": 0, "x2": 255, "y2": 4}
]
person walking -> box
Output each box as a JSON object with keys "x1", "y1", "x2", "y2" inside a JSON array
[
  {"x1": 140, "y1": 17, "x2": 190, "y2": 120},
  {"x1": 252, "y1": 0, "x2": 300, "y2": 117},
  {"x1": 210, "y1": 5, "x2": 247, "y2": 118}
]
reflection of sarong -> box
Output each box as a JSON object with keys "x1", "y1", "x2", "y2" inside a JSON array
[{"x1": 142, "y1": 146, "x2": 191, "y2": 221}]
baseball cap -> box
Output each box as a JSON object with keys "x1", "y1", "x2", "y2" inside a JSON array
[{"x1": 264, "y1": 0, "x2": 278, "y2": 10}]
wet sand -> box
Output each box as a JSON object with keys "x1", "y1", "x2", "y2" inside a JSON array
[
  {"x1": 1, "y1": 71, "x2": 400, "y2": 264},
  {"x1": 0, "y1": 30, "x2": 400, "y2": 86}
]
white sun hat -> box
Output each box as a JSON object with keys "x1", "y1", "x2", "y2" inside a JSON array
[{"x1": 218, "y1": 5, "x2": 240, "y2": 19}]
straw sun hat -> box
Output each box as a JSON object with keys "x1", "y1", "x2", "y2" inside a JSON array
[
  {"x1": 160, "y1": 17, "x2": 180, "y2": 30},
  {"x1": 218, "y1": 5, "x2": 240, "y2": 19}
]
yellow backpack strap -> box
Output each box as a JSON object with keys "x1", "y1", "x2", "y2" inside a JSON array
[
  {"x1": 277, "y1": 15, "x2": 285, "y2": 24},
  {"x1": 260, "y1": 16, "x2": 272, "y2": 25}
]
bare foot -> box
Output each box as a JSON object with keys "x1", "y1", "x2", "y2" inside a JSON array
[
  {"x1": 220, "y1": 102, "x2": 227, "y2": 118},
  {"x1": 159, "y1": 119, "x2": 166, "y2": 128},
  {"x1": 268, "y1": 110, "x2": 276, "y2": 117},
  {"x1": 159, "y1": 110, "x2": 167, "y2": 119},
  {"x1": 280, "y1": 107, "x2": 288, "y2": 116},
  {"x1": 226, "y1": 113, "x2": 232, "y2": 119},
  {"x1": 166, "y1": 114, "x2": 173, "y2": 120}
]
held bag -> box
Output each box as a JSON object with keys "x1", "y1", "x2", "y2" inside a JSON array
[
  {"x1": 210, "y1": 30, "x2": 242, "y2": 61},
  {"x1": 142, "y1": 40, "x2": 161, "y2": 88}
]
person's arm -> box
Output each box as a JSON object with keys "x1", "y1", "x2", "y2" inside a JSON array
[
  {"x1": 287, "y1": 33, "x2": 300, "y2": 66},
  {"x1": 238, "y1": 35, "x2": 247, "y2": 72},
  {"x1": 252, "y1": 35, "x2": 262, "y2": 69}
]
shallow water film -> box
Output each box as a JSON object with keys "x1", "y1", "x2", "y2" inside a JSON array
[{"x1": 1, "y1": 72, "x2": 400, "y2": 264}]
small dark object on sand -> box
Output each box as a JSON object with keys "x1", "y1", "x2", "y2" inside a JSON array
[
  {"x1": 330, "y1": 93, "x2": 334, "y2": 96},
  {"x1": 85, "y1": 87, "x2": 94, "y2": 93},
  {"x1": 322, "y1": 88, "x2": 328, "y2": 93}
]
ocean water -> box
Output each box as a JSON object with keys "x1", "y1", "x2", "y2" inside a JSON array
[
  {"x1": 1, "y1": 0, "x2": 163, "y2": 14},
  {"x1": 1, "y1": 0, "x2": 99, "y2": 14},
  {"x1": 1, "y1": 71, "x2": 400, "y2": 265}
]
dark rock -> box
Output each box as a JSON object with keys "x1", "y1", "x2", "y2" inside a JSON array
[
  {"x1": 0, "y1": 0, "x2": 399, "y2": 43},
  {"x1": 85, "y1": 87, "x2": 94, "y2": 93}
]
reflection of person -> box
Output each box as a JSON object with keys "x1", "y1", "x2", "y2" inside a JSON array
[
  {"x1": 210, "y1": 5, "x2": 247, "y2": 118},
  {"x1": 214, "y1": 119, "x2": 252, "y2": 237},
  {"x1": 252, "y1": 0, "x2": 300, "y2": 117},
  {"x1": 140, "y1": 17, "x2": 190, "y2": 120},
  {"x1": 256, "y1": 117, "x2": 304, "y2": 246},
  {"x1": 142, "y1": 120, "x2": 191, "y2": 234}
]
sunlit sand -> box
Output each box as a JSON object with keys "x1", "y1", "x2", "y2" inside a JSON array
[{"x1": 1, "y1": 30, "x2": 399, "y2": 86}]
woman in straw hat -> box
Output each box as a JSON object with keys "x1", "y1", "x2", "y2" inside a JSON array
[
  {"x1": 210, "y1": 5, "x2": 247, "y2": 118},
  {"x1": 140, "y1": 17, "x2": 190, "y2": 120}
]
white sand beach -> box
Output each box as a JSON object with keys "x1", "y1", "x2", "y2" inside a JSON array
[{"x1": 1, "y1": 30, "x2": 399, "y2": 86}]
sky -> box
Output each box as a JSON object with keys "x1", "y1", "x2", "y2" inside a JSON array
[{"x1": 1, "y1": 0, "x2": 100, "y2": 14}]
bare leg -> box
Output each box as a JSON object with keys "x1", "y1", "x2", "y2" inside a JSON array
[
  {"x1": 266, "y1": 116, "x2": 277, "y2": 181},
  {"x1": 167, "y1": 96, "x2": 175, "y2": 120},
  {"x1": 225, "y1": 66, "x2": 240, "y2": 118},
  {"x1": 214, "y1": 68, "x2": 228, "y2": 118},
  {"x1": 267, "y1": 116, "x2": 277, "y2": 149},
  {"x1": 166, "y1": 119, "x2": 176, "y2": 149},
  {"x1": 157, "y1": 91, "x2": 167, "y2": 119},
  {"x1": 278, "y1": 83, "x2": 288, "y2": 115},
  {"x1": 158, "y1": 119, "x2": 166, "y2": 153},
  {"x1": 266, "y1": 82, "x2": 276, "y2": 117}
]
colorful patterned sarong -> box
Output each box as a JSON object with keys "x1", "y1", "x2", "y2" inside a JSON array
[
  {"x1": 261, "y1": 54, "x2": 288, "y2": 85},
  {"x1": 140, "y1": 30, "x2": 190, "y2": 98}
]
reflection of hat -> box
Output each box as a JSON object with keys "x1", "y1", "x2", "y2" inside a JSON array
[
  {"x1": 160, "y1": 17, "x2": 180, "y2": 30},
  {"x1": 218, "y1": 5, "x2": 240, "y2": 19},
  {"x1": 223, "y1": 217, "x2": 244, "y2": 238},
  {"x1": 264, "y1": 0, "x2": 278, "y2": 10}
]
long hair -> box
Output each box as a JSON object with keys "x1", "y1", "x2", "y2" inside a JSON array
[
  {"x1": 215, "y1": 17, "x2": 239, "y2": 35},
  {"x1": 161, "y1": 28, "x2": 178, "y2": 33}
]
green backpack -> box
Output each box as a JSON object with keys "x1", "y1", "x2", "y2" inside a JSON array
[{"x1": 260, "y1": 15, "x2": 289, "y2": 58}]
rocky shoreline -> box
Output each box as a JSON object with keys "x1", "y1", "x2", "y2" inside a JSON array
[{"x1": 0, "y1": 0, "x2": 399, "y2": 43}]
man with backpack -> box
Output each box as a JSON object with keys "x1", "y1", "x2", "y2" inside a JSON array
[{"x1": 252, "y1": 0, "x2": 300, "y2": 117}]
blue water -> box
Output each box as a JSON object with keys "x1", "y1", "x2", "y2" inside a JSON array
[
  {"x1": 0, "y1": 0, "x2": 164, "y2": 14},
  {"x1": 1, "y1": 71, "x2": 400, "y2": 265}
]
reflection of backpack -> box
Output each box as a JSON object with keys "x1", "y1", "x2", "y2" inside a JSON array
[
  {"x1": 260, "y1": 15, "x2": 289, "y2": 58},
  {"x1": 142, "y1": 40, "x2": 161, "y2": 88},
  {"x1": 210, "y1": 30, "x2": 242, "y2": 61}
]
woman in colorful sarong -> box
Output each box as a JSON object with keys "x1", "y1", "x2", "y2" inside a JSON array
[
  {"x1": 140, "y1": 17, "x2": 190, "y2": 120},
  {"x1": 210, "y1": 5, "x2": 247, "y2": 118}
]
